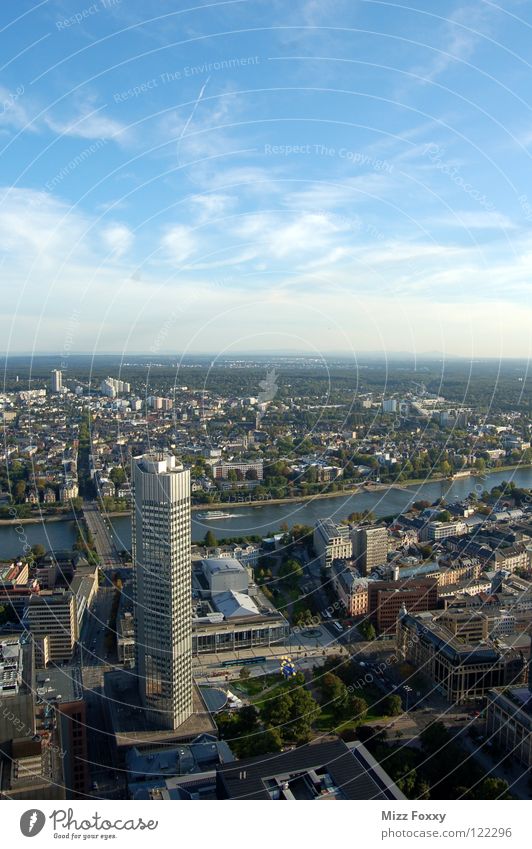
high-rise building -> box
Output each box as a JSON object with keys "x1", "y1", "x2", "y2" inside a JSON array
[
  {"x1": 313, "y1": 519, "x2": 352, "y2": 569},
  {"x1": 51, "y1": 369, "x2": 62, "y2": 393},
  {"x1": 351, "y1": 525, "x2": 389, "y2": 575},
  {"x1": 25, "y1": 591, "x2": 78, "y2": 661},
  {"x1": 132, "y1": 453, "x2": 193, "y2": 730}
]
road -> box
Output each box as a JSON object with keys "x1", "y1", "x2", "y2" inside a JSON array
[
  {"x1": 82, "y1": 500, "x2": 123, "y2": 569},
  {"x1": 78, "y1": 585, "x2": 116, "y2": 668},
  {"x1": 77, "y1": 584, "x2": 126, "y2": 799}
]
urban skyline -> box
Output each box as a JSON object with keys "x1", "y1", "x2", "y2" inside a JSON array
[{"x1": 1, "y1": 0, "x2": 532, "y2": 830}]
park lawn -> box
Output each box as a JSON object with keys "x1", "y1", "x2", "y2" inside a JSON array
[
  {"x1": 233, "y1": 673, "x2": 279, "y2": 698},
  {"x1": 251, "y1": 677, "x2": 293, "y2": 709}
]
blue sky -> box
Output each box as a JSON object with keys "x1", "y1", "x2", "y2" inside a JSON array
[{"x1": 1, "y1": 0, "x2": 532, "y2": 358}]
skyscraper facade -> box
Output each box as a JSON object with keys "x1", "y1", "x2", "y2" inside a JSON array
[
  {"x1": 132, "y1": 453, "x2": 193, "y2": 730},
  {"x1": 51, "y1": 369, "x2": 62, "y2": 393}
]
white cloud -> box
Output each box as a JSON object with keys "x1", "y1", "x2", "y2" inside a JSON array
[
  {"x1": 0, "y1": 85, "x2": 36, "y2": 133},
  {"x1": 434, "y1": 211, "x2": 518, "y2": 230},
  {"x1": 44, "y1": 106, "x2": 129, "y2": 143},
  {"x1": 0, "y1": 187, "x2": 88, "y2": 259},
  {"x1": 411, "y1": 3, "x2": 493, "y2": 83},
  {"x1": 189, "y1": 193, "x2": 236, "y2": 222},
  {"x1": 102, "y1": 224, "x2": 133, "y2": 258},
  {"x1": 160, "y1": 225, "x2": 197, "y2": 264}
]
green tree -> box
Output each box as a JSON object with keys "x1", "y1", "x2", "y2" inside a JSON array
[
  {"x1": 420, "y1": 721, "x2": 449, "y2": 753},
  {"x1": 288, "y1": 687, "x2": 321, "y2": 742},
  {"x1": 109, "y1": 466, "x2": 126, "y2": 486},
  {"x1": 241, "y1": 727, "x2": 283, "y2": 757},
  {"x1": 349, "y1": 696, "x2": 368, "y2": 725},
  {"x1": 359, "y1": 621, "x2": 376, "y2": 641},
  {"x1": 204, "y1": 530, "x2": 217, "y2": 548},
  {"x1": 320, "y1": 673, "x2": 349, "y2": 716},
  {"x1": 279, "y1": 557, "x2": 303, "y2": 586},
  {"x1": 13, "y1": 480, "x2": 26, "y2": 502},
  {"x1": 384, "y1": 694, "x2": 403, "y2": 716},
  {"x1": 237, "y1": 705, "x2": 259, "y2": 733},
  {"x1": 472, "y1": 778, "x2": 511, "y2": 800},
  {"x1": 31, "y1": 543, "x2": 46, "y2": 559}
]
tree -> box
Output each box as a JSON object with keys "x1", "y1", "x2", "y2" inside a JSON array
[
  {"x1": 241, "y1": 727, "x2": 283, "y2": 757},
  {"x1": 204, "y1": 530, "x2": 217, "y2": 548},
  {"x1": 349, "y1": 696, "x2": 368, "y2": 725},
  {"x1": 472, "y1": 777, "x2": 511, "y2": 800},
  {"x1": 416, "y1": 778, "x2": 431, "y2": 800},
  {"x1": 359, "y1": 621, "x2": 376, "y2": 641},
  {"x1": 261, "y1": 692, "x2": 293, "y2": 730},
  {"x1": 239, "y1": 666, "x2": 251, "y2": 681},
  {"x1": 384, "y1": 694, "x2": 403, "y2": 716},
  {"x1": 288, "y1": 687, "x2": 321, "y2": 742},
  {"x1": 420, "y1": 721, "x2": 450, "y2": 753},
  {"x1": 238, "y1": 705, "x2": 259, "y2": 732},
  {"x1": 14, "y1": 480, "x2": 26, "y2": 502},
  {"x1": 279, "y1": 558, "x2": 303, "y2": 587},
  {"x1": 109, "y1": 466, "x2": 126, "y2": 486},
  {"x1": 31, "y1": 543, "x2": 46, "y2": 559},
  {"x1": 261, "y1": 682, "x2": 320, "y2": 743},
  {"x1": 474, "y1": 457, "x2": 486, "y2": 473},
  {"x1": 320, "y1": 673, "x2": 349, "y2": 716}
]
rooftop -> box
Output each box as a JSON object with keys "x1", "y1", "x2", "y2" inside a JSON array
[
  {"x1": 211, "y1": 590, "x2": 260, "y2": 618},
  {"x1": 104, "y1": 670, "x2": 216, "y2": 750},
  {"x1": 0, "y1": 637, "x2": 23, "y2": 696},
  {"x1": 216, "y1": 738, "x2": 405, "y2": 801},
  {"x1": 202, "y1": 558, "x2": 246, "y2": 576},
  {"x1": 35, "y1": 665, "x2": 83, "y2": 704}
]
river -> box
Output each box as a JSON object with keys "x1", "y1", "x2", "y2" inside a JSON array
[{"x1": 2, "y1": 467, "x2": 531, "y2": 561}]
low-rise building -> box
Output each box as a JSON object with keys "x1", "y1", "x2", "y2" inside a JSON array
[
  {"x1": 331, "y1": 561, "x2": 369, "y2": 616},
  {"x1": 485, "y1": 684, "x2": 532, "y2": 769},
  {"x1": 397, "y1": 610, "x2": 527, "y2": 703},
  {"x1": 368, "y1": 578, "x2": 438, "y2": 634}
]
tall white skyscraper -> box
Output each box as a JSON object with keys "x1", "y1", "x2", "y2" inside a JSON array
[
  {"x1": 132, "y1": 453, "x2": 193, "y2": 730},
  {"x1": 51, "y1": 369, "x2": 62, "y2": 393}
]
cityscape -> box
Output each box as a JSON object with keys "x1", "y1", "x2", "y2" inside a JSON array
[
  {"x1": 1, "y1": 0, "x2": 532, "y2": 835},
  {"x1": 1, "y1": 355, "x2": 532, "y2": 803}
]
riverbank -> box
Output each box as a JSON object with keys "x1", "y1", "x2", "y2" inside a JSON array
[
  {"x1": 0, "y1": 512, "x2": 76, "y2": 526},
  {"x1": 2, "y1": 463, "x2": 530, "y2": 525}
]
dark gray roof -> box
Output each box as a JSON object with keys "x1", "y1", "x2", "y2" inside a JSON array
[{"x1": 216, "y1": 738, "x2": 404, "y2": 800}]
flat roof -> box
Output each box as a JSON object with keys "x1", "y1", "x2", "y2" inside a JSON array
[
  {"x1": 217, "y1": 739, "x2": 405, "y2": 801},
  {"x1": 35, "y1": 665, "x2": 83, "y2": 704},
  {"x1": 202, "y1": 558, "x2": 246, "y2": 575},
  {"x1": 104, "y1": 670, "x2": 216, "y2": 749}
]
